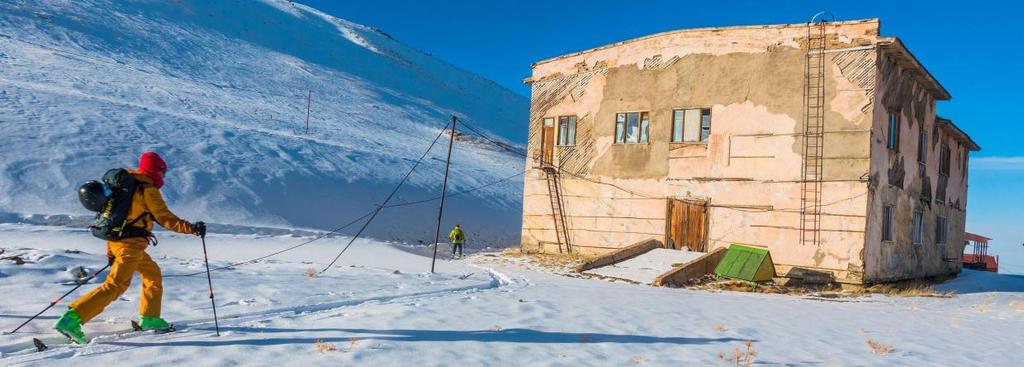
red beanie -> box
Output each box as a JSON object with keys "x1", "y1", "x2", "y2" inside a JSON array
[{"x1": 138, "y1": 151, "x2": 167, "y2": 188}]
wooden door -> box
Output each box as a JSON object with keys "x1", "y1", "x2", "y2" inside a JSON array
[
  {"x1": 541, "y1": 118, "x2": 555, "y2": 166},
  {"x1": 669, "y1": 199, "x2": 708, "y2": 252}
]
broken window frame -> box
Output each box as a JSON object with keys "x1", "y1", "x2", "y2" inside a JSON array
[
  {"x1": 936, "y1": 143, "x2": 951, "y2": 203},
  {"x1": 939, "y1": 144, "x2": 951, "y2": 177},
  {"x1": 882, "y1": 205, "x2": 894, "y2": 242},
  {"x1": 887, "y1": 111, "x2": 900, "y2": 151},
  {"x1": 917, "y1": 128, "x2": 927, "y2": 172},
  {"x1": 935, "y1": 216, "x2": 948, "y2": 245},
  {"x1": 615, "y1": 111, "x2": 649, "y2": 145},
  {"x1": 557, "y1": 115, "x2": 577, "y2": 146},
  {"x1": 911, "y1": 210, "x2": 924, "y2": 246},
  {"x1": 671, "y1": 108, "x2": 712, "y2": 143}
]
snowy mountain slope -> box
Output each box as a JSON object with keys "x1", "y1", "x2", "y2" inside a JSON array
[{"x1": 0, "y1": 0, "x2": 528, "y2": 244}]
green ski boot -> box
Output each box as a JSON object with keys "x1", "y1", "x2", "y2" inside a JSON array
[
  {"x1": 138, "y1": 316, "x2": 175, "y2": 332},
  {"x1": 53, "y1": 308, "x2": 87, "y2": 344}
]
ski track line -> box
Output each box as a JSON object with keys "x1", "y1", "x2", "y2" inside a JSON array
[
  {"x1": 0, "y1": 267, "x2": 519, "y2": 364},
  {"x1": 0, "y1": 74, "x2": 502, "y2": 166},
  {"x1": 0, "y1": 77, "x2": 380, "y2": 157},
  {"x1": 0, "y1": 75, "x2": 517, "y2": 190}
]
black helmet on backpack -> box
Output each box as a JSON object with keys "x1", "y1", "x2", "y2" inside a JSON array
[{"x1": 78, "y1": 180, "x2": 107, "y2": 212}]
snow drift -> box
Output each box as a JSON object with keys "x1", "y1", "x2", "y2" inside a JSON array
[{"x1": 0, "y1": 0, "x2": 528, "y2": 245}]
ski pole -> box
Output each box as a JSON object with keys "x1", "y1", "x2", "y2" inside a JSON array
[
  {"x1": 200, "y1": 233, "x2": 221, "y2": 336},
  {"x1": 3, "y1": 263, "x2": 111, "y2": 335}
]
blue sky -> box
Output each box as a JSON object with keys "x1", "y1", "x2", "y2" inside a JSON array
[{"x1": 304, "y1": 0, "x2": 1024, "y2": 272}]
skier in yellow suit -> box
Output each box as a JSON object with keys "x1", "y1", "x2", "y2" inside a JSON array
[
  {"x1": 54, "y1": 152, "x2": 204, "y2": 344},
  {"x1": 448, "y1": 224, "x2": 465, "y2": 259}
]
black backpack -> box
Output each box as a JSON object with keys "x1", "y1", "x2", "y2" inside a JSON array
[{"x1": 89, "y1": 169, "x2": 152, "y2": 241}]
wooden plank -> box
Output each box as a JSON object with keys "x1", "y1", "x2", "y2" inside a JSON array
[
  {"x1": 573, "y1": 238, "x2": 663, "y2": 273},
  {"x1": 652, "y1": 247, "x2": 728, "y2": 287},
  {"x1": 668, "y1": 199, "x2": 708, "y2": 252},
  {"x1": 542, "y1": 125, "x2": 554, "y2": 165},
  {"x1": 685, "y1": 203, "x2": 695, "y2": 251}
]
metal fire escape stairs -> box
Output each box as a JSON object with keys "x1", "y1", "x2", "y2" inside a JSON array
[
  {"x1": 800, "y1": 19, "x2": 828, "y2": 247},
  {"x1": 542, "y1": 165, "x2": 573, "y2": 254}
]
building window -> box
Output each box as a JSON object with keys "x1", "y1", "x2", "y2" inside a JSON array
[
  {"x1": 912, "y1": 210, "x2": 924, "y2": 245},
  {"x1": 882, "y1": 205, "x2": 894, "y2": 242},
  {"x1": 672, "y1": 108, "x2": 711, "y2": 143},
  {"x1": 938, "y1": 144, "x2": 951, "y2": 203},
  {"x1": 887, "y1": 111, "x2": 900, "y2": 151},
  {"x1": 917, "y1": 129, "x2": 927, "y2": 171},
  {"x1": 939, "y1": 144, "x2": 951, "y2": 176},
  {"x1": 557, "y1": 115, "x2": 576, "y2": 146},
  {"x1": 936, "y1": 216, "x2": 948, "y2": 245},
  {"x1": 615, "y1": 112, "x2": 649, "y2": 144}
]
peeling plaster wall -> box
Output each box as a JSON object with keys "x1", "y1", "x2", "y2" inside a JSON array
[
  {"x1": 863, "y1": 50, "x2": 970, "y2": 283},
  {"x1": 523, "y1": 20, "x2": 888, "y2": 283}
]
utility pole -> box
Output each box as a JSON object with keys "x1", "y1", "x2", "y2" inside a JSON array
[
  {"x1": 305, "y1": 90, "x2": 312, "y2": 134},
  {"x1": 431, "y1": 115, "x2": 457, "y2": 273}
]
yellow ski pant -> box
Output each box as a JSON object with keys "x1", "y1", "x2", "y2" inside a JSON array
[{"x1": 70, "y1": 241, "x2": 162, "y2": 324}]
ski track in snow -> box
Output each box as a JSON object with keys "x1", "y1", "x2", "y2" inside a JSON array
[{"x1": 1, "y1": 267, "x2": 518, "y2": 364}]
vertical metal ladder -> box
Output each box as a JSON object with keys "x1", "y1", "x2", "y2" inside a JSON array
[
  {"x1": 800, "y1": 20, "x2": 827, "y2": 247},
  {"x1": 543, "y1": 166, "x2": 572, "y2": 254}
]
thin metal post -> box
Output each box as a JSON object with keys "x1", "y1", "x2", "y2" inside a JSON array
[
  {"x1": 305, "y1": 90, "x2": 312, "y2": 134},
  {"x1": 431, "y1": 116, "x2": 457, "y2": 273}
]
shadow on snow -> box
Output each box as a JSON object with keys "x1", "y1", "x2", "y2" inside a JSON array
[{"x1": 107, "y1": 326, "x2": 745, "y2": 347}]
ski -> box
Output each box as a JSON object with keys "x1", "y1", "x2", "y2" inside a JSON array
[
  {"x1": 131, "y1": 320, "x2": 176, "y2": 334},
  {"x1": 16, "y1": 321, "x2": 177, "y2": 354},
  {"x1": 23, "y1": 335, "x2": 84, "y2": 353},
  {"x1": 32, "y1": 338, "x2": 47, "y2": 352}
]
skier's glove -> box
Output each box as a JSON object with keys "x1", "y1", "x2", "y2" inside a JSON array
[
  {"x1": 193, "y1": 221, "x2": 207, "y2": 238},
  {"x1": 107, "y1": 251, "x2": 115, "y2": 266}
]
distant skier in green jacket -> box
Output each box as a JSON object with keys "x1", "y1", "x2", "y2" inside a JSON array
[{"x1": 449, "y1": 224, "x2": 465, "y2": 259}]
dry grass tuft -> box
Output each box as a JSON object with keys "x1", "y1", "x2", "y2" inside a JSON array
[
  {"x1": 713, "y1": 323, "x2": 729, "y2": 332},
  {"x1": 688, "y1": 274, "x2": 957, "y2": 299},
  {"x1": 313, "y1": 339, "x2": 337, "y2": 353},
  {"x1": 865, "y1": 338, "x2": 893, "y2": 355},
  {"x1": 348, "y1": 337, "x2": 359, "y2": 349},
  {"x1": 718, "y1": 340, "x2": 757, "y2": 367},
  {"x1": 857, "y1": 282, "x2": 954, "y2": 298},
  {"x1": 305, "y1": 267, "x2": 318, "y2": 278},
  {"x1": 490, "y1": 324, "x2": 503, "y2": 332},
  {"x1": 502, "y1": 248, "x2": 587, "y2": 266},
  {"x1": 631, "y1": 356, "x2": 645, "y2": 364},
  {"x1": 693, "y1": 279, "x2": 805, "y2": 295}
]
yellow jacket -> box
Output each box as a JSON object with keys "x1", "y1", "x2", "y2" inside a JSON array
[
  {"x1": 449, "y1": 227, "x2": 464, "y2": 244},
  {"x1": 117, "y1": 169, "x2": 194, "y2": 248}
]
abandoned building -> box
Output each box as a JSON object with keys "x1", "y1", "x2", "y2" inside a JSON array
[{"x1": 520, "y1": 18, "x2": 980, "y2": 284}]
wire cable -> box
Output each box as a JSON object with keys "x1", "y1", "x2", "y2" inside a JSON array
[
  {"x1": 459, "y1": 119, "x2": 659, "y2": 199},
  {"x1": 317, "y1": 120, "x2": 450, "y2": 274},
  {"x1": 168, "y1": 119, "x2": 449, "y2": 277},
  {"x1": 459, "y1": 119, "x2": 870, "y2": 209},
  {"x1": 165, "y1": 211, "x2": 373, "y2": 277},
  {"x1": 165, "y1": 119, "x2": 525, "y2": 277}
]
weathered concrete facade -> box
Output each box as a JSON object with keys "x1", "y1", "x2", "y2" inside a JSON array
[{"x1": 521, "y1": 19, "x2": 978, "y2": 284}]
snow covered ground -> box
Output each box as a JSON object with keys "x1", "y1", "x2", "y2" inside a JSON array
[
  {"x1": 0, "y1": 0, "x2": 527, "y2": 245},
  {"x1": 2, "y1": 225, "x2": 1022, "y2": 366}
]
